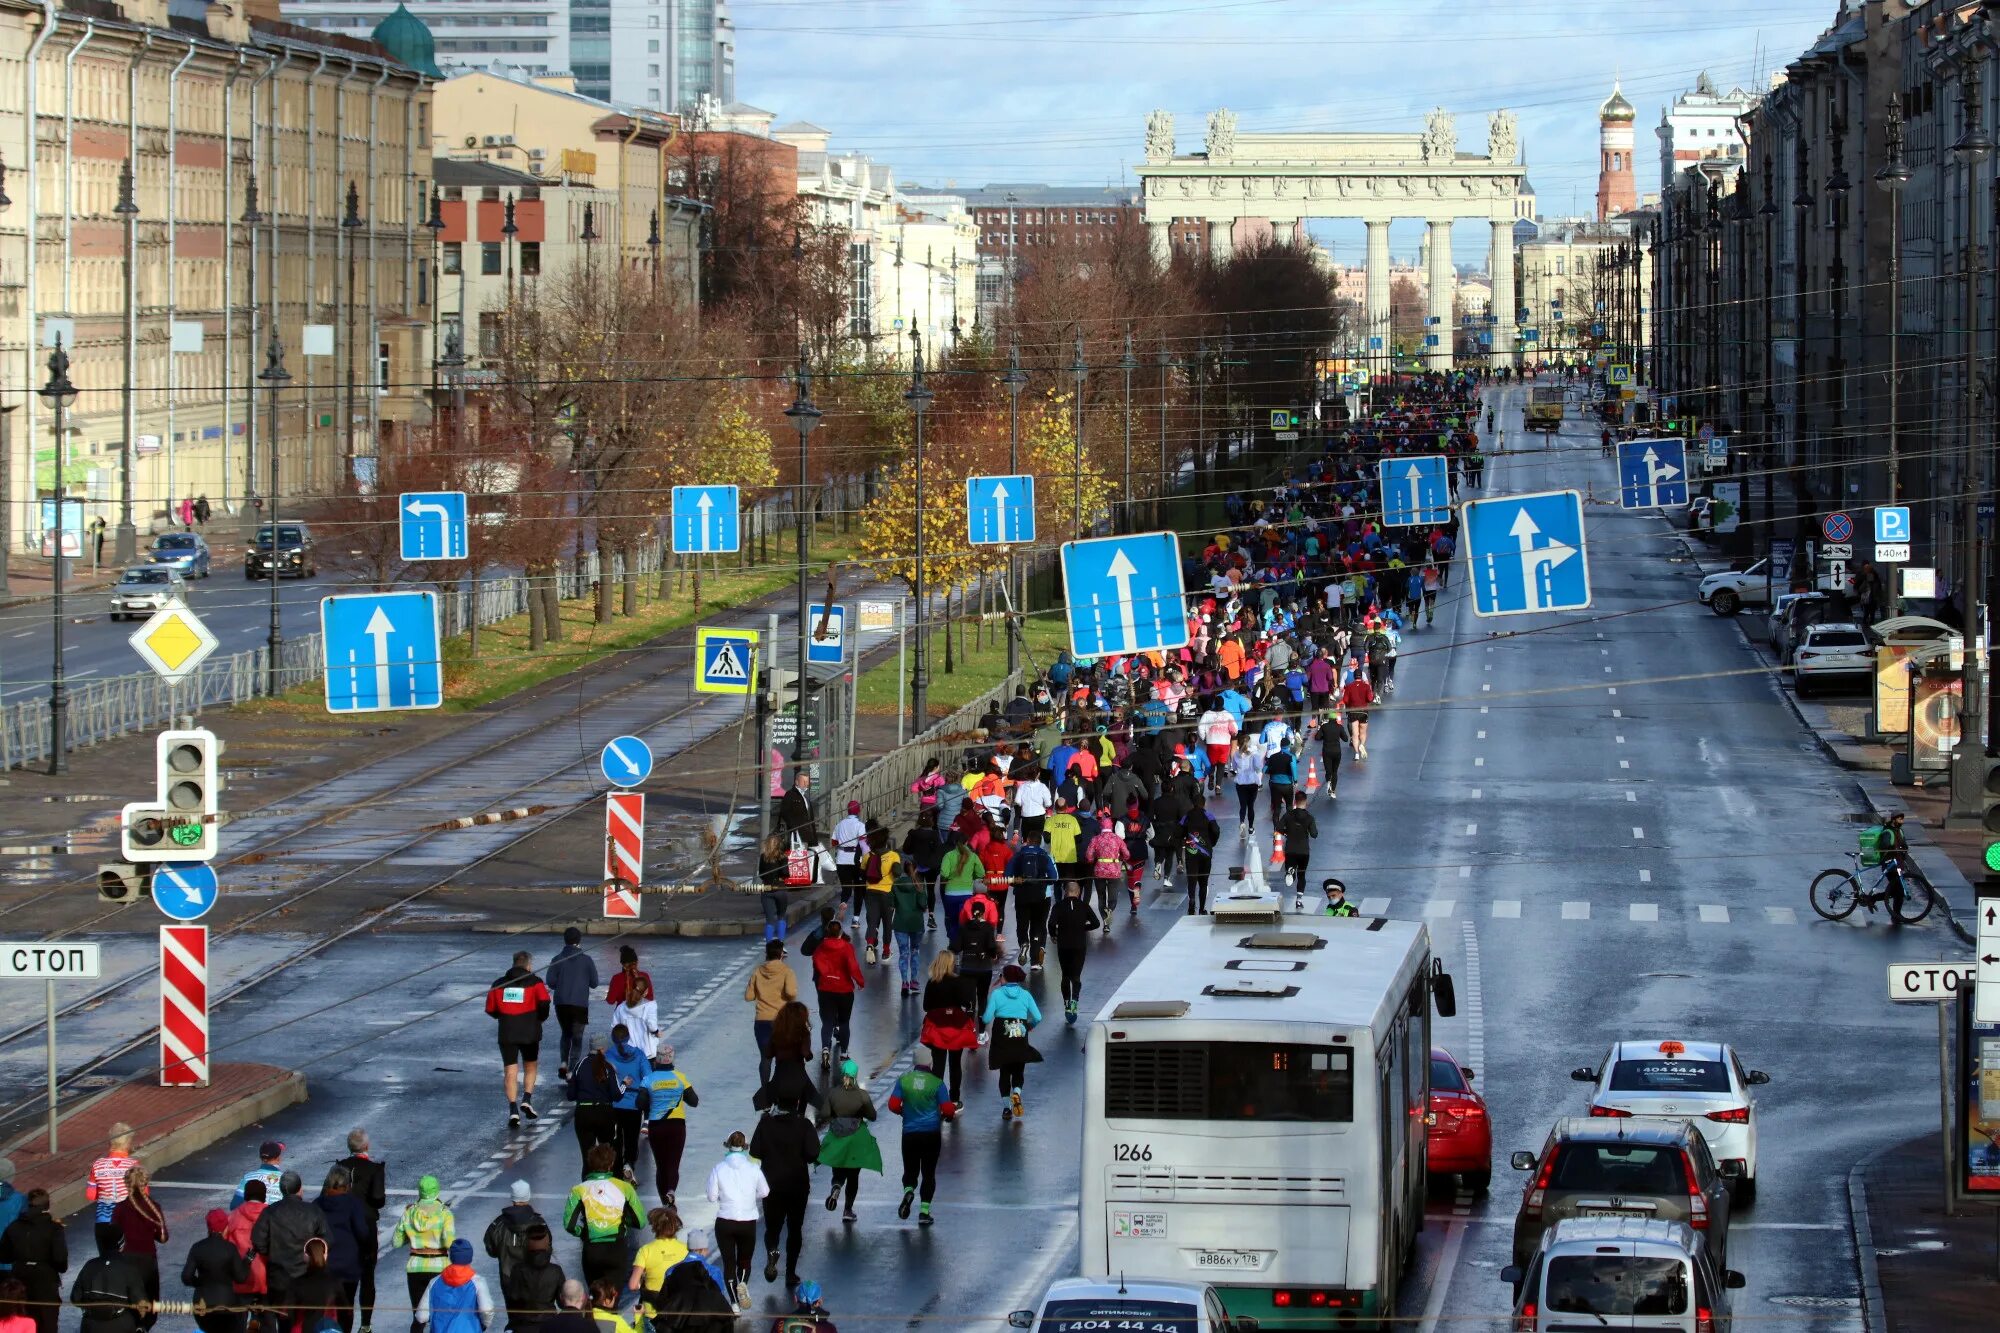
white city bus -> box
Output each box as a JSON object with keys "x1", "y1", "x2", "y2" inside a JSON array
[{"x1": 1080, "y1": 896, "x2": 1457, "y2": 1330}]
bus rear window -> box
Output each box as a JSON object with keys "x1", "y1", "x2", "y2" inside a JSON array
[{"x1": 1105, "y1": 1042, "x2": 1353, "y2": 1122}]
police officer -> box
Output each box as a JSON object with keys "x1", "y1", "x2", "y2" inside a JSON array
[{"x1": 1321, "y1": 878, "x2": 1358, "y2": 918}]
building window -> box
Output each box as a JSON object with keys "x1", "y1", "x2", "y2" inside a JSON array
[
  {"x1": 442, "y1": 242, "x2": 462, "y2": 275},
  {"x1": 418, "y1": 259, "x2": 430, "y2": 307},
  {"x1": 520, "y1": 242, "x2": 541, "y2": 276},
  {"x1": 648, "y1": 39, "x2": 659, "y2": 51},
  {"x1": 478, "y1": 312, "x2": 503, "y2": 357},
  {"x1": 442, "y1": 316, "x2": 463, "y2": 354},
  {"x1": 481, "y1": 242, "x2": 502, "y2": 275},
  {"x1": 377, "y1": 342, "x2": 390, "y2": 394}
]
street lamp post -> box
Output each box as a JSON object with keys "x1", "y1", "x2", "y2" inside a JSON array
[
  {"x1": 1156, "y1": 339, "x2": 1172, "y2": 528},
  {"x1": 259, "y1": 336, "x2": 290, "y2": 696},
  {"x1": 39, "y1": 337, "x2": 77, "y2": 775},
  {"x1": 1001, "y1": 339, "x2": 1028, "y2": 677},
  {"x1": 438, "y1": 326, "x2": 466, "y2": 454},
  {"x1": 341, "y1": 180, "x2": 363, "y2": 493},
  {"x1": 647, "y1": 207, "x2": 661, "y2": 296},
  {"x1": 1071, "y1": 331, "x2": 1087, "y2": 537},
  {"x1": 1120, "y1": 328, "x2": 1137, "y2": 534},
  {"x1": 504, "y1": 193, "x2": 519, "y2": 306},
  {"x1": 0, "y1": 154, "x2": 13, "y2": 594},
  {"x1": 425, "y1": 186, "x2": 444, "y2": 406},
  {"x1": 1876, "y1": 101, "x2": 1911, "y2": 504},
  {"x1": 242, "y1": 174, "x2": 266, "y2": 536},
  {"x1": 905, "y1": 331, "x2": 935, "y2": 734},
  {"x1": 1949, "y1": 68, "x2": 1991, "y2": 819},
  {"x1": 1827, "y1": 128, "x2": 1852, "y2": 502},
  {"x1": 114, "y1": 160, "x2": 139, "y2": 564},
  {"x1": 783, "y1": 351, "x2": 820, "y2": 771}
]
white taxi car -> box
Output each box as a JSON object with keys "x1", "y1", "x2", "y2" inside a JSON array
[
  {"x1": 1570, "y1": 1039, "x2": 1770, "y2": 1204},
  {"x1": 1792, "y1": 622, "x2": 1872, "y2": 696},
  {"x1": 1009, "y1": 1277, "x2": 1242, "y2": 1332}
]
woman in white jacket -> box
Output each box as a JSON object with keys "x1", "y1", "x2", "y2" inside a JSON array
[
  {"x1": 609, "y1": 976, "x2": 660, "y2": 1059},
  {"x1": 705, "y1": 1129, "x2": 768, "y2": 1312}
]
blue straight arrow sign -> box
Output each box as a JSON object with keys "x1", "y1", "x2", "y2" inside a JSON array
[
  {"x1": 1377, "y1": 456, "x2": 1453, "y2": 527},
  {"x1": 965, "y1": 474, "x2": 1036, "y2": 545},
  {"x1": 671, "y1": 485, "x2": 740, "y2": 554},
  {"x1": 1616, "y1": 437, "x2": 1689, "y2": 510},
  {"x1": 1059, "y1": 531, "x2": 1189, "y2": 659},
  {"x1": 321, "y1": 591, "x2": 444, "y2": 712}
]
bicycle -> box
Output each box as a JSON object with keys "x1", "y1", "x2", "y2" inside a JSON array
[{"x1": 1807, "y1": 852, "x2": 1936, "y2": 924}]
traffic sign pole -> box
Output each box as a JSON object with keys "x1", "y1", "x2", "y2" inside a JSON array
[
  {"x1": 2, "y1": 942, "x2": 101, "y2": 1152},
  {"x1": 159, "y1": 925, "x2": 209, "y2": 1087}
]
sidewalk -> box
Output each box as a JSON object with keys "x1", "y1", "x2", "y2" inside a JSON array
[
  {"x1": 1852, "y1": 1133, "x2": 2000, "y2": 1332},
  {"x1": 3, "y1": 1062, "x2": 305, "y2": 1220},
  {"x1": 1, "y1": 529, "x2": 251, "y2": 609}
]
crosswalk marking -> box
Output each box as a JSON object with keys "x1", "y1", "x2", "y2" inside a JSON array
[
  {"x1": 1465, "y1": 823, "x2": 1478, "y2": 836},
  {"x1": 1360, "y1": 897, "x2": 1392, "y2": 916},
  {"x1": 1630, "y1": 903, "x2": 1659, "y2": 922},
  {"x1": 1638, "y1": 869, "x2": 1651, "y2": 883},
  {"x1": 1563, "y1": 901, "x2": 1590, "y2": 919},
  {"x1": 1699, "y1": 905, "x2": 1730, "y2": 923},
  {"x1": 1475, "y1": 756, "x2": 1485, "y2": 766},
  {"x1": 1765, "y1": 906, "x2": 1797, "y2": 925},
  {"x1": 1425, "y1": 899, "x2": 1457, "y2": 918},
  {"x1": 1492, "y1": 900, "x2": 1521, "y2": 918},
  {"x1": 1345, "y1": 900, "x2": 1815, "y2": 928}
]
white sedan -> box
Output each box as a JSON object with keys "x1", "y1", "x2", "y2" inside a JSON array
[
  {"x1": 1010, "y1": 1277, "x2": 1238, "y2": 1332},
  {"x1": 1696, "y1": 560, "x2": 1772, "y2": 616},
  {"x1": 1570, "y1": 1039, "x2": 1770, "y2": 1204},
  {"x1": 1793, "y1": 622, "x2": 1873, "y2": 696}
]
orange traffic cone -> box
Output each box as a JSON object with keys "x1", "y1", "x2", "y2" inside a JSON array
[
  {"x1": 1269, "y1": 832, "x2": 1286, "y2": 867},
  {"x1": 1304, "y1": 758, "x2": 1322, "y2": 794}
]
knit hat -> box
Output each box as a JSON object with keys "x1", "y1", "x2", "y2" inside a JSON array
[
  {"x1": 510, "y1": 1180, "x2": 532, "y2": 1203},
  {"x1": 684, "y1": 1227, "x2": 713, "y2": 1251},
  {"x1": 847, "y1": 800, "x2": 862, "y2": 814},
  {"x1": 417, "y1": 1175, "x2": 441, "y2": 1200},
  {"x1": 449, "y1": 1239, "x2": 474, "y2": 1265},
  {"x1": 1002, "y1": 963, "x2": 1027, "y2": 983},
  {"x1": 840, "y1": 1059, "x2": 858, "y2": 1079},
  {"x1": 205, "y1": 1208, "x2": 228, "y2": 1233},
  {"x1": 259, "y1": 1140, "x2": 284, "y2": 1161}
]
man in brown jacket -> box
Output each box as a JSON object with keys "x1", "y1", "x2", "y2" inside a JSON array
[{"x1": 743, "y1": 940, "x2": 798, "y2": 1087}]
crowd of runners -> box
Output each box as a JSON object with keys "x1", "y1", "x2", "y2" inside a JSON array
[{"x1": 0, "y1": 370, "x2": 1490, "y2": 1333}]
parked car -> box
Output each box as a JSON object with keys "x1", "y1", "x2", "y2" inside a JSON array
[
  {"x1": 1428, "y1": 1046, "x2": 1492, "y2": 1193},
  {"x1": 1793, "y1": 622, "x2": 1873, "y2": 696},
  {"x1": 147, "y1": 531, "x2": 211, "y2": 579},
  {"x1": 1508, "y1": 1115, "x2": 1736, "y2": 1280},
  {"x1": 1683, "y1": 496, "x2": 1714, "y2": 536},
  {"x1": 109, "y1": 565, "x2": 188, "y2": 621},
  {"x1": 1769, "y1": 591, "x2": 1833, "y2": 663},
  {"x1": 1572, "y1": 1038, "x2": 1769, "y2": 1203},
  {"x1": 1008, "y1": 1277, "x2": 1244, "y2": 1332},
  {"x1": 1503, "y1": 1217, "x2": 1744, "y2": 1333},
  {"x1": 246, "y1": 522, "x2": 317, "y2": 580},
  {"x1": 1696, "y1": 559, "x2": 1771, "y2": 616}
]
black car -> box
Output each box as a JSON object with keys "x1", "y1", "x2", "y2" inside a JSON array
[{"x1": 246, "y1": 523, "x2": 317, "y2": 579}]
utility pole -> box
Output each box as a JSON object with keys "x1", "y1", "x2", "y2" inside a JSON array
[
  {"x1": 39, "y1": 337, "x2": 77, "y2": 775},
  {"x1": 1120, "y1": 327, "x2": 1136, "y2": 534},
  {"x1": 1156, "y1": 338, "x2": 1172, "y2": 528},
  {"x1": 341, "y1": 180, "x2": 363, "y2": 492},
  {"x1": 1071, "y1": 330, "x2": 1087, "y2": 538},
  {"x1": 905, "y1": 330, "x2": 934, "y2": 734},
  {"x1": 1950, "y1": 68, "x2": 1991, "y2": 822},
  {"x1": 260, "y1": 337, "x2": 290, "y2": 697},
  {"x1": 1001, "y1": 339, "x2": 1028, "y2": 677},
  {"x1": 784, "y1": 351, "x2": 820, "y2": 774},
  {"x1": 114, "y1": 160, "x2": 139, "y2": 564}
]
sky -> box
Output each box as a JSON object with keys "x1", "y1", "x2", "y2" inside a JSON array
[{"x1": 735, "y1": 0, "x2": 1840, "y2": 265}]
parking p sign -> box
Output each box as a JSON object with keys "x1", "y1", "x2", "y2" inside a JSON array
[{"x1": 1875, "y1": 506, "x2": 1912, "y2": 544}]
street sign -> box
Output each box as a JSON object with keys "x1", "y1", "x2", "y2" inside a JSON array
[
  {"x1": 1368, "y1": 337, "x2": 1383, "y2": 350},
  {"x1": 1977, "y1": 898, "x2": 2000, "y2": 1024},
  {"x1": 1888, "y1": 962, "x2": 1977, "y2": 1002},
  {"x1": 398, "y1": 491, "x2": 468, "y2": 561},
  {"x1": 128, "y1": 599, "x2": 220, "y2": 684},
  {"x1": 1274, "y1": 431, "x2": 1300, "y2": 441},
  {"x1": 1616, "y1": 437, "x2": 1688, "y2": 510},
  {"x1": 603, "y1": 792, "x2": 645, "y2": 909},
  {"x1": 1821, "y1": 512, "x2": 1854, "y2": 544},
  {"x1": 671, "y1": 485, "x2": 740, "y2": 555},
  {"x1": 600, "y1": 735, "x2": 653, "y2": 789},
  {"x1": 1877, "y1": 544, "x2": 1912, "y2": 564},
  {"x1": 0, "y1": 942, "x2": 101, "y2": 979},
  {"x1": 152, "y1": 864, "x2": 219, "y2": 923},
  {"x1": 1821, "y1": 543, "x2": 1854, "y2": 560},
  {"x1": 1059, "y1": 531, "x2": 1190, "y2": 660},
  {"x1": 965, "y1": 474, "x2": 1036, "y2": 546},
  {"x1": 695, "y1": 626, "x2": 758, "y2": 694},
  {"x1": 321, "y1": 591, "x2": 444, "y2": 713},
  {"x1": 806, "y1": 603, "x2": 847, "y2": 665},
  {"x1": 1876, "y1": 505, "x2": 1913, "y2": 544},
  {"x1": 1904, "y1": 566, "x2": 1937, "y2": 599},
  {"x1": 1706, "y1": 436, "x2": 1729, "y2": 463},
  {"x1": 602, "y1": 877, "x2": 641, "y2": 920},
  {"x1": 160, "y1": 924, "x2": 209, "y2": 1086},
  {"x1": 856, "y1": 600, "x2": 896, "y2": 631},
  {"x1": 1607, "y1": 364, "x2": 1632, "y2": 386},
  {"x1": 1269, "y1": 410, "x2": 1289, "y2": 430},
  {"x1": 1376, "y1": 456, "x2": 1452, "y2": 527},
  {"x1": 1462, "y1": 490, "x2": 1591, "y2": 618}
]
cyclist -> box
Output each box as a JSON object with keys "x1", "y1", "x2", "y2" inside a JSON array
[{"x1": 1877, "y1": 812, "x2": 1912, "y2": 922}]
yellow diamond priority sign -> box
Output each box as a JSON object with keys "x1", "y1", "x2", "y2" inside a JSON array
[{"x1": 129, "y1": 598, "x2": 220, "y2": 683}]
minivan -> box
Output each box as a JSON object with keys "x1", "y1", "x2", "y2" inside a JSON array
[
  {"x1": 1504, "y1": 1216, "x2": 1744, "y2": 1332},
  {"x1": 1510, "y1": 1117, "x2": 1736, "y2": 1280}
]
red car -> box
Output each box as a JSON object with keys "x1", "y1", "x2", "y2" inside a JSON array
[{"x1": 1427, "y1": 1046, "x2": 1492, "y2": 1192}]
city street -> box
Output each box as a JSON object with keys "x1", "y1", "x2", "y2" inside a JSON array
[{"x1": 8, "y1": 386, "x2": 1948, "y2": 1331}]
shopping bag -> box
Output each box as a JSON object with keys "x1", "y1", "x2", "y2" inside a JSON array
[{"x1": 786, "y1": 834, "x2": 814, "y2": 886}]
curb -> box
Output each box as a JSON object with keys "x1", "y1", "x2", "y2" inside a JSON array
[
  {"x1": 1847, "y1": 1147, "x2": 1890, "y2": 1333},
  {"x1": 469, "y1": 885, "x2": 839, "y2": 939}
]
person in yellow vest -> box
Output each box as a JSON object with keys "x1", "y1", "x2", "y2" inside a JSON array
[{"x1": 642, "y1": 1047, "x2": 699, "y2": 1209}]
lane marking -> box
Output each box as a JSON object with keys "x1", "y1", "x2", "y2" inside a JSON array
[
  {"x1": 1360, "y1": 896, "x2": 1392, "y2": 915},
  {"x1": 1474, "y1": 756, "x2": 1485, "y2": 767},
  {"x1": 1630, "y1": 903, "x2": 1659, "y2": 922},
  {"x1": 1492, "y1": 900, "x2": 1521, "y2": 918},
  {"x1": 1626, "y1": 791, "x2": 1637, "y2": 802},
  {"x1": 1765, "y1": 906, "x2": 1797, "y2": 926},
  {"x1": 1612, "y1": 708, "x2": 1622, "y2": 717},
  {"x1": 1425, "y1": 899, "x2": 1456, "y2": 918},
  {"x1": 1464, "y1": 823, "x2": 1478, "y2": 836},
  {"x1": 1477, "y1": 730, "x2": 1487, "y2": 739},
  {"x1": 1632, "y1": 826, "x2": 1645, "y2": 839},
  {"x1": 1459, "y1": 864, "x2": 1472, "y2": 879},
  {"x1": 1700, "y1": 905, "x2": 1730, "y2": 923},
  {"x1": 1616, "y1": 735, "x2": 1626, "y2": 744},
  {"x1": 1562, "y1": 901, "x2": 1590, "y2": 919},
  {"x1": 1620, "y1": 760, "x2": 1631, "y2": 769},
  {"x1": 1638, "y1": 869, "x2": 1651, "y2": 883}
]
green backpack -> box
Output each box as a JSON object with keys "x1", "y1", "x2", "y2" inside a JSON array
[{"x1": 1857, "y1": 825, "x2": 1887, "y2": 868}]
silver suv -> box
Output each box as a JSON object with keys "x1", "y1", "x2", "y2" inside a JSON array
[
  {"x1": 109, "y1": 565, "x2": 187, "y2": 621},
  {"x1": 1504, "y1": 1216, "x2": 1744, "y2": 1332}
]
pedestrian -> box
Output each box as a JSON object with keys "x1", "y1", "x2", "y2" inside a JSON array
[
  {"x1": 815, "y1": 1061, "x2": 881, "y2": 1224},
  {"x1": 314, "y1": 1170, "x2": 371, "y2": 1333},
  {"x1": 228, "y1": 1141, "x2": 285, "y2": 1214},
  {"x1": 1012, "y1": 767, "x2": 1052, "y2": 842},
  {"x1": 389, "y1": 1176, "x2": 455, "y2": 1333},
  {"x1": 1263, "y1": 739, "x2": 1297, "y2": 824},
  {"x1": 604, "y1": 1025, "x2": 650, "y2": 1181},
  {"x1": 608, "y1": 977, "x2": 659, "y2": 1061},
  {"x1": 1228, "y1": 734, "x2": 1264, "y2": 833},
  {"x1": 0, "y1": 1279, "x2": 26, "y2": 1333},
  {"x1": 899, "y1": 806, "x2": 944, "y2": 932},
  {"x1": 642, "y1": 1045, "x2": 699, "y2": 1208},
  {"x1": 565, "y1": 1040, "x2": 620, "y2": 1173},
  {"x1": 775, "y1": 770, "x2": 820, "y2": 865},
  {"x1": 412, "y1": 1240, "x2": 490, "y2": 1333},
  {"x1": 806, "y1": 906, "x2": 863, "y2": 1070},
  {"x1": 87, "y1": 1124, "x2": 140, "y2": 1258},
  {"x1": 180, "y1": 1209, "x2": 247, "y2": 1333},
  {"x1": 218, "y1": 1182, "x2": 266, "y2": 1320},
  {"x1": 585, "y1": 1280, "x2": 629, "y2": 1333},
  {"x1": 545, "y1": 929, "x2": 599, "y2": 1081},
  {"x1": 648, "y1": 1229, "x2": 731, "y2": 1333},
  {"x1": 756, "y1": 834, "x2": 794, "y2": 944},
  {"x1": 829, "y1": 801, "x2": 868, "y2": 930},
  {"x1": 623, "y1": 1208, "x2": 685, "y2": 1333},
  {"x1": 179, "y1": 497, "x2": 195, "y2": 530},
  {"x1": 771, "y1": 1279, "x2": 836, "y2": 1333},
  {"x1": 1340, "y1": 672, "x2": 1373, "y2": 760},
  {"x1": 954, "y1": 899, "x2": 1001, "y2": 1041},
  {"x1": 479, "y1": 1183, "x2": 542, "y2": 1300},
  {"x1": 742, "y1": 941, "x2": 798, "y2": 1090},
  {"x1": 282, "y1": 1238, "x2": 344, "y2": 1333},
  {"x1": 1180, "y1": 806, "x2": 1218, "y2": 916},
  {"x1": 1277, "y1": 789, "x2": 1319, "y2": 906},
  {"x1": 983, "y1": 964, "x2": 1044, "y2": 1122},
  {"x1": 888, "y1": 1052, "x2": 955, "y2": 1227},
  {"x1": 749, "y1": 1101, "x2": 818, "y2": 1293},
  {"x1": 1048, "y1": 882, "x2": 1101, "y2": 1026},
  {"x1": 703, "y1": 1132, "x2": 766, "y2": 1314},
  {"x1": 887, "y1": 857, "x2": 927, "y2": 997},
  {"x1": 937, "y1": 839, "x2": 982, "y2": 950},
  {"x1": 91, "y1": 517, "x2": 106, "y2": 567},
  {"x1": 251, "y1": 1172, "x2": 326, "y2": 1314},
  {"x1": 1004, "y1": 830, "x2": 1057, "y2": 970},
  {"x1": 194, "y1": 495, "x2": 211, "y2": 527},
  {"x1": 109, "y1": 1165, "x2": 167, "y2": 1330},
  {"x1": 604, "y1": 947, "x2": 653, "y2": 1011},
  {"x1": 1044, "y1": 795, "x2": 1085, "y2": 890},
  {"x1": 859, "y1": 827, "x2": 900, "y2": 963},
  {"x1": 918, "y1": 951, "x2": 977, "y2": 1104},
  {"x1": 1322, "y1": 878, "x2": 1359, "y2": 917},
  {"x1": 0, "y1": 1190, "x2": 64, "y2": 1333},
  {"x1": 501, "y1": 1227, "x2": 562, "y2": 1333},
  {"x1": 0, "y1": 1160, "x2": 21, "y2": 1248},
  {"x1": 333, "y1": 1128, "x2": 386, "y2": 1333},
  {"x1": 1316, "y1": 710, "x2": 1344, "y2": 800},
  {"x1": 561, "y1": 1145, "x2": 642, "y2": 1292},
  {"x1": 1085, "y1": 816, "x2": 1129, "y2": 931},
  {"x1": 485, "y1": 950, "x2": 552, "y2": 1129},
  {"x1": 757, "y1": 1002, "x2": 820, "y2": 1115},
  {"x1": 68, "y1": 1246, "x2": 145, "y2": 1333},
  {"x1": 544, "y1": 1282, "x2": 592, "y2": 1333}
]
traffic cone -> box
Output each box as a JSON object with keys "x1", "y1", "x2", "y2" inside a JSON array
[
  {"x1": 1304, "y1": 758, "x2": 1322, "y2": 794},
  {"x1": 1269, "y1": 832, "x2": 1286, "y2": 867}
]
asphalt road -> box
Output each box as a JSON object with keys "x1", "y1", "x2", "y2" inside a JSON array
[{"x1": 30, "y1": 382, "x2": 1947, "y2": 1332}]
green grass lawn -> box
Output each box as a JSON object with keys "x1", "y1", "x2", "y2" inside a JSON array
[{"x1": 854, "y1": 611, "x2": 1070, "y2": 721}]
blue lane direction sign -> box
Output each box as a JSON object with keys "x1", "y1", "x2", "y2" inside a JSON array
[
  {"x1": 1463, "y1": 489, "x2": 1591, "y2": 618},
  {"x1": 965, "y1": 474, "x2": 1036, "y2": 546},
  {"x1": 321, "y1": 590, "x2": 444, "y2": 713},
  {"x1": 1059, "y1": 531, "x2": 1190, "y2": 660},
  {"x1": 671, "y1": 485, "x2": 740, "y2": 555},
  {"x1": 1617, "y1": 437, "x2": 1689, "y2": 510},
  {"x1": 153, "y1": 863, "x2": 219, "y2": 922},
  {"x1": 1377, "y1": 456, "x2": 1452, "y2": 527},
  {"x1": 399, "y1": 490, "x2": 468, "y2": 561},
  {"x1": 600, "y1": 735, "x2": 653, "y2": 788},
  {"x1": 806, "y1": 603, "x2": 847, "y2": 665},
  {"x1": 1875, "y1": 506, "x2": 1912, "y2": 544},
  {"x1": 695, "y1": 626, "x2": 759, "y2": 694}
]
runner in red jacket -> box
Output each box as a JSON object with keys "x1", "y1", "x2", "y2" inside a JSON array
[{"x1": 810, "y1": 927, "x2": 865, "y2": 1069}]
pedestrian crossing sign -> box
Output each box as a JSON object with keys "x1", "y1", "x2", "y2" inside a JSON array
[
  {"x1": 695, "y1": 627, "x2": 759, "y2": 695},
  {"x1": 1608, "y1": 363, "x2": 1632, "y2": 386}
]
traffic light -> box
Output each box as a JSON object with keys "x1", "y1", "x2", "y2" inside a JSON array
[
  {"x1": 97, "y1": 862, "x2": 149, "y2": 903},
  {"x1": 122, "y1": 728, "x2": 222, "y2": 862}
]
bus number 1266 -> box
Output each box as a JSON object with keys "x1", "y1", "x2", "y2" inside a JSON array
[{"x1": 1112, "y1": 1143, "x2": 1154, "y2": 1162}]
